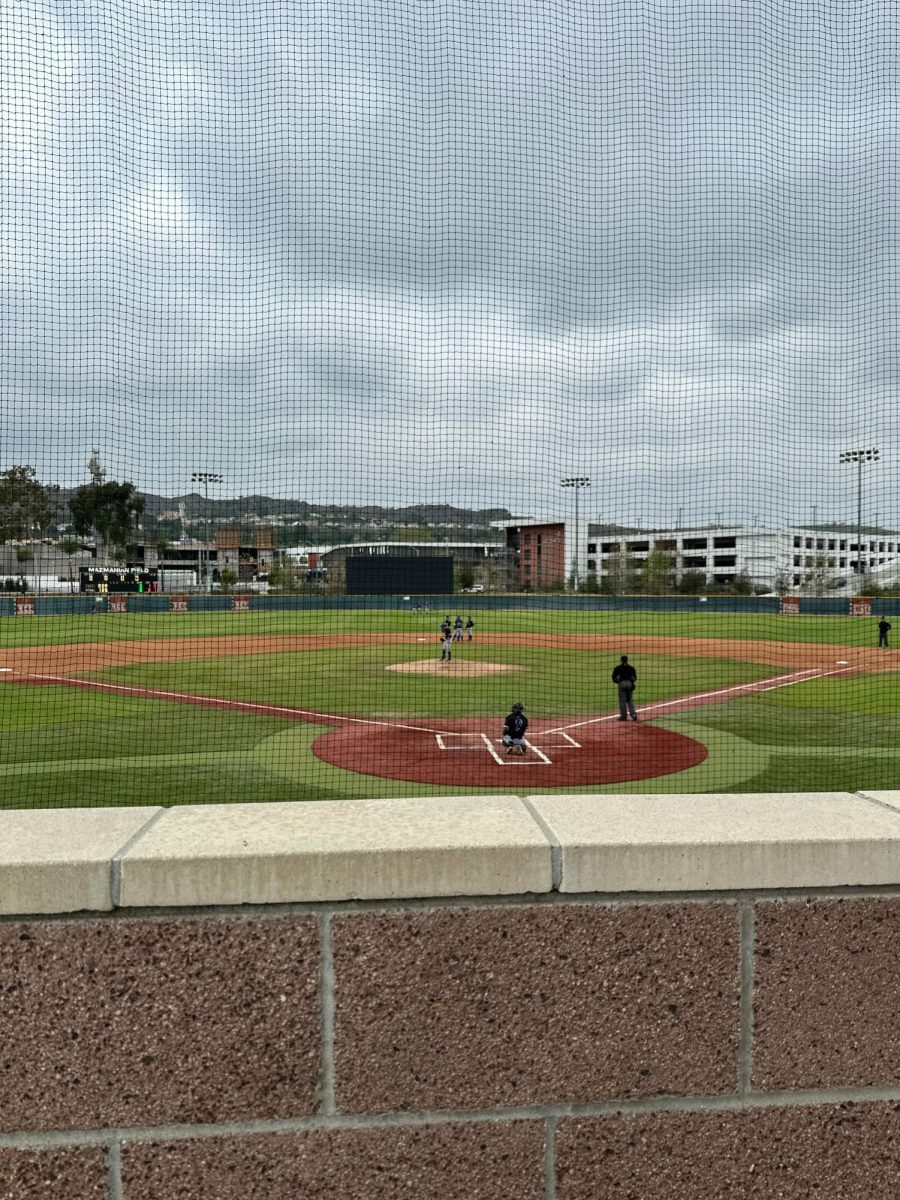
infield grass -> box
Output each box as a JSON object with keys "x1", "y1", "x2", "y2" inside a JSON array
[{"x1": 89, "y1": 644, "x2": 772, "y2": 717}]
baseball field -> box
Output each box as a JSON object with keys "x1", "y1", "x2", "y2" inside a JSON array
[{"x1": 0, "y1": 607, "x2": 896, "y2": 809}]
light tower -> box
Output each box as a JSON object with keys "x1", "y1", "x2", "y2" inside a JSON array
[
  {"x1": 191, "y1": 472, "x2": 224, "y2": 592},
  {"x1": 838, "y1": 449, "x2": 879, "y2": 586},
  {"x1": 561, "y1": 476, "x2": 591, "y2": 592}
]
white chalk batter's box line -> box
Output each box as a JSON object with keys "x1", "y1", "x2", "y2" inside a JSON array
[{"x1": 435, "y1": 730, "x2": 581, "y2": 766}]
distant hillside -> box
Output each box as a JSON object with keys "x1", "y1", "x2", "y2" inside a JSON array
[{"x1": 52, "y1": 489, "x2": 510, "y2": 545}]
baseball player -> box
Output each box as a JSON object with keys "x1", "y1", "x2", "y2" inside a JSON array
[
  {"x1": 878, "y1": 617, "x2": 892, "y2": 648},
  {"x1": 453, "y1": 614, "x2": 464, "y2": 641},
  {"x1": 440, "y1": 632, "x2": 453, "y2": 662},
  {"x1": 465, "y1": 615, "x2": 475, "y2": 641},
  {"x1": 502, "y1": 702, "x2": 528, "y2": 754}
]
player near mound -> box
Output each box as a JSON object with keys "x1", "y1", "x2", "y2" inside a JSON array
[{"x1": 502, "y1": 702, "x2": 528, "y2": 755}]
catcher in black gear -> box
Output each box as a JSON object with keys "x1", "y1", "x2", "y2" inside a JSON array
[{"x1": 502, "y1": 702, "x2": 528, "y2": 755}]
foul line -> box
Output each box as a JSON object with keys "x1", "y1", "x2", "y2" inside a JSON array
[
  {"x1": 480, "y1": 733, "x2": 507, "y2": 765},
  {"x1": 11, "y1": 662, "x2": 861, "y2": 743},
  {"x1": 544, "y1": 666, "x2": 858, "y2": 734},
  {"x1": 14, "y1": 674, "x2": 445, "y2": 736}
]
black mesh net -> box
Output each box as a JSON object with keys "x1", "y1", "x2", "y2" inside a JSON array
[{"x1": 2, "y1": 1, "x2": 898, "y2": 807}]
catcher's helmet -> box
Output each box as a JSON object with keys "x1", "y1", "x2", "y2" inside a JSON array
[{"x1": 511, "y1": 702, "x2": 525, "y2": 713}]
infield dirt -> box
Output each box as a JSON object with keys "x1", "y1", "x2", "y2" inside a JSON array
[{"x1": 0, "y1": 632, "x2": 895, "y2": 677}]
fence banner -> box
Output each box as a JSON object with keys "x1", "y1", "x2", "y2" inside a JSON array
[
  {"x1": 170, "y1": 594, "x2": 189, "y2": 613},
  {"x1": 232, "y1": 594, "x2": 251, "y2": 612},
  {"x1": 851, "y1": 596, "x2": 872, "y2": 617},
  {"x1": 107, "y1": 593, "x2": 128, "y2": 614},
  {"x1": 14, "y1": 595, "x2": 34, "y2": 616},
  {"x1": 780, "y1": 596, "x2": 800, "y2": 615}
]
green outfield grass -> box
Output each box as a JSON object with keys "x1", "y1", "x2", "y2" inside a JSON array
[
  {"x1": 0, "y1": 607, "x2": 891, "y2": 649},
  {"x1": 0, "y1": 608, "x2": 896, "y2": 808}
]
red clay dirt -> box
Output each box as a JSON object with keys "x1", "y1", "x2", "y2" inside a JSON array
[
  {"x1": 0, "y1": 632, "x2": 894, "y2": 676},
  {"x1": 312, "y1": 717, "x2": 707, "y2": 787},
  {"x1": 3, "y1": 632, "x2": 892, "y2": 788}
]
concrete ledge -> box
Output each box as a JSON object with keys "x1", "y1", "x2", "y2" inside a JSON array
[
  {"x1": 4, "y1": 792, "x2": 900, "y2": 915},
  {"x1": 527, "y1": 793, "x2": 900, "y2": 893},
  {"x1": 0, "y1": 807, "x2": 163, "y2": 915},
  {"x1": 117, "y1": 796, "x2": 553, "y2": 907}
]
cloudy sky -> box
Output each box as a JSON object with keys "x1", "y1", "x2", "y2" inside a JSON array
[{"x1": 2, "y1": 0, "x2": 899, "y2": 526}]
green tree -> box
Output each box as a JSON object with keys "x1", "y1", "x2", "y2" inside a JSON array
[
  {"x1": 217, "y1": 568, "x2": 238, "y2": 591},
  {"x1": 0, "y1": 466, "x2": 59, "y2": 544},
  {"x1": 267, "y1": 563, "x2": 300, "y2": 591},
  {"x1": 639, "y1": 548, "x2": 674, "y2": 594},
  {"x1": 456, "y1": 567, "x2": 475, "y2": 591},
  {"x1": 581, "y1": 570, "x2": 600, "y2": 593},
  {"x1": 678, "y1": 569, "x2": 707, "y2": 594},
  {"x1": 731, "y1": 570, "x2": 754, "y2": 595},
  {"x1": 802, "y1": 554, "x2": 830, "y2": 596},
  {"x1": 69, "y1": 480, "x2": 145, "y2": 560},
  {"x1": 59, "y1": 538, "x2": 80, "y2": 592},
  {"x1": 603, "y1": 548, "x2": 639, "y2": 594}
]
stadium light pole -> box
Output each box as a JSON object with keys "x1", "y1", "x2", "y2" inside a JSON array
[
  {"x1": 192, "y1": 472, "x2": 224, "y2": 592},
  {"x1": 561, "y1": 476, "x2": 591, "y2": 592},
  {"x1": 839, "y1": 449, "x2": 879, "y2": 588}
]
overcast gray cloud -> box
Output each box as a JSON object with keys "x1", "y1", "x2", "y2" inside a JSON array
[{"x1": 2, "y1": 0, "x2": 899, "y2": 527}]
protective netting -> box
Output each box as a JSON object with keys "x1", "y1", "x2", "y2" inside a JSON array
[{"x1": 2, "y1": 1, "x2": 899, "y2": 808}]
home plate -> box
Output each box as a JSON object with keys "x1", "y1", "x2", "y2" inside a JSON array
[
  {"x1": 836, "y1": 660, "x2": 849, "y2": 665},
  {"x1": 0, "y1": 668, "x2": 11, "y2": 672}
]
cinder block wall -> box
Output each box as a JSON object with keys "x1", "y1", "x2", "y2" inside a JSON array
[{"x1": 4, "y1": 792, "x2": 900, "y2": 1198}]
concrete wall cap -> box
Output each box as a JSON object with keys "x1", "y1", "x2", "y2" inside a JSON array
[
  {"x1": 0, "y1": 807, "x2": 163, "y2": 915},
  {"x1": 5, "y1": 792, "x2": 900, "y2": 914},
  {"x1": 117, "y1": 795, "x2": 553, "y2": 907},
  {"x1": 526, "y1": 792, "x2": 900, "y2": 893}
]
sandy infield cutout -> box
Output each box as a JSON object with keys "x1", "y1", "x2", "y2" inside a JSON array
[{"x1": 386, "y1": 660, "x2": 519, "y2": 676}]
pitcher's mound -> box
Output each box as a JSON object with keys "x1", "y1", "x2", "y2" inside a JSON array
[{"x1": 386, "y1": 660, "x2": 519, "y2": 677}]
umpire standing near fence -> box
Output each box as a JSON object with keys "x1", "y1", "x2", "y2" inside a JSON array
[{"x1": 612, "y1": 655, "x2": 638, "y2": 721}]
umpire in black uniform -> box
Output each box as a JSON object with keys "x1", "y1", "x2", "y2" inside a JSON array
[{"x1": 612, "y1": 655, "x2": 638, "y2": 721}]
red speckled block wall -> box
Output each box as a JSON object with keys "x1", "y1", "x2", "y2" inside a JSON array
[
  {"x1": 556, "y1": 1103, "x2": 900, "y2": 1200},
  {"x1": 121, "y1": 1123, "x2": 545, "y2": 1200},
  {"x1": 4, "y1": 896, "x2": 900, "y2": 1198},
  {"x1": 754, "y1": 898, "x2": 900, "y2": 1089},
  {"x1": 331, "y1": 903, "x2": 740, "y2": 1112},
  {"x1": 0, "y1": 1147, "x2": 108, "y2": 1197},
  {"x1": 0, "y1": 915, "x2": 319, "y2": 1131}
]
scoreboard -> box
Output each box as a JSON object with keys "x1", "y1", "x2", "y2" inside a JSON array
[
  {"x1": 345, "y1": 555, "x2": 453, "y2": 595},
  {"x1": 80, "y1": 569, "x2": 159, "y2": 594}
]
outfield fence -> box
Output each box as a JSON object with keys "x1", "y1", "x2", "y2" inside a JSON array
[{"x1": 3, "y1": 592, "x2": 900, "y2": 618}]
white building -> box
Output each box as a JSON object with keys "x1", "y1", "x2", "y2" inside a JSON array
[{"x1": 498, "y1": 519, "x2": 900, "y2": 592}]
